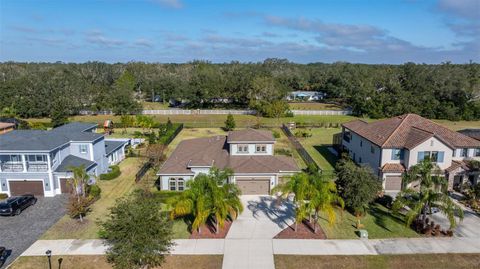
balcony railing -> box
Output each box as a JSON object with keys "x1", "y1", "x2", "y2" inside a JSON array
[
  {"x1": 27, "y1": 163, "x2": 48, "y2": 172},
  {"x1": 1, "y1": 163, "x2": 24, "y2": 172}
]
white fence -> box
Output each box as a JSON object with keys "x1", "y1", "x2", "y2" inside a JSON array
[{"x1": 80, "y1": 109, "x2": 351, "y2": 116}]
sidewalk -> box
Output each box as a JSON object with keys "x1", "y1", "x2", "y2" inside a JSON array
[{"x1": 21, "y1": 237, "x2": 480, "y2": 257}]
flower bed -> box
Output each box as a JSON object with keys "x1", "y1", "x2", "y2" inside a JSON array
[
  {"x1": 189, "y1": 220, "x2": 233, "y2": 239},
  {"x1": 274, "y1": 220, "x2": 327, "y2": 239}
]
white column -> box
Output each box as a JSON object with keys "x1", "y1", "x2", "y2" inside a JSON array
[{"x1": 22, "y1": 154, "x2": 27, "y2": 172}]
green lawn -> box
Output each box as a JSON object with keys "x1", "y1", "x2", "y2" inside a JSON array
[
  {"x1": 296, "y1": 128, "x2": 341, "y2": 173},
  {"x1": 318, "y1": 203, "x2": 419, "y2": 239},
  {"x1": 275, "y1": 254, "x2": 480, "y2": 269},
  {"x1": 142, "y1": 101, "x2": 171, "y2": 110},
  {"x1": 41, "y1": 157, "x2": 144, "y2": 239},
  {"x1": 289, "y1": 102, "x2": 344, "y2": 110}
]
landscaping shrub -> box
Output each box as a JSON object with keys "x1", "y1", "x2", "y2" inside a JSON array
[
  {"x1": 67, "y1": 195, "x2": 92, "y2": 220},
  {"x1": 100, "y1": 165, "x2": 121, "y2": 180},
  {"x1": 294, "y1": 130, "x2": 312, "y2": 138},
  {"x1": 272, "y1": 130, "x2": 281, "y2": 138},
  {"x1": 275, "y1": 148, "x2": 292, "y2": 156},
  {"x1": 0, "y1": 193, "x2": 8, "y2": 200},
  {"x1": 87, "y1": 184, "x2": 102, "y2": 200},
  {"x1": 376, "y1": 195, "x2": 394, "y2": 209}
]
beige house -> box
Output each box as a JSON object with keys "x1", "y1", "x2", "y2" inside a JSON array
[
  {"x1": 157, "y1": 129, "x2": 300, "y2": 195},
  {"x1": 341, "y1": 114, "x2": 480, "y2": 194}
]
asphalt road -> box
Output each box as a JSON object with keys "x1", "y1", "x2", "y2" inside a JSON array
[{"x1": 0, "y1": 195, "x2": 67, "y2": 268}]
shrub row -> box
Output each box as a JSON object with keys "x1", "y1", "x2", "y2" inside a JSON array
[{"x1": 100, "y1": 165, "x2": 121, "y2": 180}]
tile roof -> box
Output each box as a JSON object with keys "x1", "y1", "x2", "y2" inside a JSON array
[
  {"x1": 381, "y1": 163, "x2": 406, "y2": 173},
  {"x1": 158, "y1": 134, "x2": 299, "y2": 175},
  {"x1": 458, "y1": 129, "x2": 480, "y2": 141},
  {"x1": 227, "y1": 129, "x2": 275, "y2": 143},
  {"x1": 0, "y1": 122, "x2": 14, "y2": 129},
  {"x1": 342, "y1": 114, "x2": 480, "y2": 149},
  {"x1": 445, "y1": 160, "x2": 470, "y2": 173},
  {"x1": 54, "y1": 155, "x2": 96, "y2": 172}
]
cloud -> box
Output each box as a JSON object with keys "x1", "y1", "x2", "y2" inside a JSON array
[
  {"x1": 261, "y1": 32, "x2": 280, "y2": 38},
  {"x1": 437, "y1": 0, "x2": 480, "y2": 20},
  {"x1": 133, "y1": 38, "x2": 154, "y2": 48},
  {"x1": 85, "y1": 30, "x2": 125, "y2": 47},
  {"x1": 202, "y1": 34, "x2": 273, "y2": 48},
  {"x1": 151, "y1": 0, "x2": 183, "y2": 9},
  {"x1": 10, "y1": 25, "x2": 39, "y2": 33}
]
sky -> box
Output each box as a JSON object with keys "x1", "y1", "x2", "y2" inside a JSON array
[{"x1": 0, "y1": 0, "x2": 479, "y2": 64}]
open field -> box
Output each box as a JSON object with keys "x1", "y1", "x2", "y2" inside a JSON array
[
  {"x1": 142, "y1": 101, "x2": 170, "y2": 110},
  {"x1": 10, "y1": 255, "x2": 223, "y2": 269},
  {"x1": 289, "y1": 102, "x2": 344, "y2": 110},
  {"x1": 41, "y1": 157, "x2": 143, "y2": 239},
  {"x1": 274, "y1": 254, "x2": 480, "y2": 269},
  {"x1": 296, "y1": 127, "x2": 341, "y2": 173},
  {"x1": 318, "y1": 203, "x2": 419, "y2": 239}
]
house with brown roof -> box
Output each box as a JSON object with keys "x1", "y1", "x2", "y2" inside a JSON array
[
  {"x1": 157, "y1": 129, "x2": 300, "y2": 194},
  {"x1": 0, "y1": 122, "x2": 15, "y2": 134},
  {"x1": 341, "y1": 114, "x2": 480, "y2": 194}
]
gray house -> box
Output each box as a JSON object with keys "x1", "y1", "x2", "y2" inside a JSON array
[{"x1": 0, "y1": 122, "x2": 126, "y2": 197}]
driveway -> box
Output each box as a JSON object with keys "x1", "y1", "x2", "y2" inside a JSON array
[
  {"x1": 429, "y1": 206, "x2": 480, "y2": 238},
  {"x1": 0, "y1": 195, "x2": 67, "y2": 268},
  {"x1": 223, "y1": 195, "x2": 294, "y2": 269}
]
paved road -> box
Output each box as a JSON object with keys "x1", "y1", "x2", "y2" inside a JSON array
[{"x1": 0, "y1": 195, "x2": 67, "y2": 268}]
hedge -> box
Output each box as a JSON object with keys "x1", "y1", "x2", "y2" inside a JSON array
[{"x1": 100, "y1": 165, "x2": 121, "y2": 180}]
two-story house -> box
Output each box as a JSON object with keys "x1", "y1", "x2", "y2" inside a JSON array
[
  {"x1": 341, "y1": 114, "x2": 480, "y2": 194},
  {"x1": 157, "y1": 129, "x2": 300, "y2": 195},
  {"x1": 0, "y1": 122, "x2": 127, "y2": 197}
]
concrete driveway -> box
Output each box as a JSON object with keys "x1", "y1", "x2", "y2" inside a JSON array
[
  {"x1": 223, "y1": 195, "x2": 295, "y2": 269},
  {"x1": 0, "y1": 195, "x2": 67, "y2": 268},
  {"x1": 429, "y1": 207, "x2": 480, "y2": 238}
]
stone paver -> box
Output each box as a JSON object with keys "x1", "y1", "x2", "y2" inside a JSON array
[{"x1": 0, "y1": 195, "x2": 67, "y2": 268}]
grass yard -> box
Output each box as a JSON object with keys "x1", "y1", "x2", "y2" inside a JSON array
[
  {"x1": 296, "y1": 127, "x2": 341, "y2": 173},
  {"x1": 274, "y1": 254, "x2": 480, "y2": 269},
  {"x1": 318, "y1": 203, "x2": 419, "y2": 239},
  {"x1": 272, "y1": 127, "x2": 307, "y2": 169},
  {"x1": 289, "y1": 102, "x2": 344, "y2": 110},
  {"x1": 10, "y1": 255, "x2": 223, "y2": 269},
  {"x1": 41, "y1": 157, "x2": 144, "y2": 239}
]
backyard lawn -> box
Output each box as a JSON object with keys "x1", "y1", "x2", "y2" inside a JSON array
[
  {"x1": 142, "y1": 101, "x2": 170, "y2": 110},
  {"x1": 289, "y1": 102, "x2": 344, "y2": 110},
  {"x1": 274, "y1": 254, "x2": 480, "y2": 269},
  {"x1": 41, "y1": 157, "x2": 144, "y2": 239},
  {"x1": 10, "y1": 255, "x2": 223, "y2": 269},
  {"x1": 318, "y1": 203, "x2": 419, "y2": 239},
  {"x1": 296, "y1": 127, "x2": 341, "y2": 173}
]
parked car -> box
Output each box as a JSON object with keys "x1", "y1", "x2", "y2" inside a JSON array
[{"x1": 0, "y1": 195, "x2": 37, "y2": 216}]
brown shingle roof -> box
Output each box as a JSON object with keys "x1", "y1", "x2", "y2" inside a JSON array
[
  {"x1": 158, "y1": 135, "x2": 298, "y2": 175},
  {"x1": 445, "y1": 160, "x2": 469, "y2": 173},
  {"x1": 0, "y1": 122, "x2": 14, "y2": 129},
  {"x1": 381, "y1": 163, "x2": 406, "y2": 173},
  {"x1": 458, "y1": 129, "x2": 480, "y2": 141},
  {"x1": 227, "y1": 129, "x2": 275, "y2": 143},
  {"x1": 343, "y1": 114, "x2": 480, "y2": 149}
]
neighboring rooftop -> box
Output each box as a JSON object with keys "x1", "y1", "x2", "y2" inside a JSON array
[
  {"x1": 52, "y1": 122, "x2": 97, "y2": 133},
  {"x1": 104, "y1": 140, "x2": 127, "y2": 156},
  {"x1": 342, "y1": 114, "x2": 480, "y2": 149},
  {"x1": 0, "y1": 122, "x2": 104, "y2": 151},
  {"x1": 227, "y1": 129, "x2": 275, "y2": 143},
  {"x1": 0, "y1": 122, "x2": 15, "y2": 130},
  {"x1": 54, "y1": 155, "x2": 96, "y2": 172},
  {"x1": 458, "y1": 129, "x2": 480, "y2": 141}
]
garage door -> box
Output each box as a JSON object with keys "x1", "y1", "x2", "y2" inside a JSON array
[
  {"x1": 9, "y1": 180, "x2": 44, "y2": 196},
  {"x1": 384, "y1": 176, "x2": 402, "y2": 191},
  {"x1": 236, "y1": 178, "x2": 270, "y2": 195},
  {"x1": 60, "y1": 178, "x2": 73, "y2": 194}
]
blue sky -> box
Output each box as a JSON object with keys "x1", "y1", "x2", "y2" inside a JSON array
[{"x1": 0, "y1": 0, "x2": 478, "y2": 63}]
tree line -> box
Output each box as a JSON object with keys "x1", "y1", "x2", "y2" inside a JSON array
[{"x1": 0, "y1": 59, "x2": 479, "y2": 120}]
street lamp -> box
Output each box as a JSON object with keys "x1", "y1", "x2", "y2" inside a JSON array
[
  {"x1": 45, "y1": 250, "x2": 52, "y2": 269},
  {"x1": 58, "y1": 257, "x2": 63, "y2": 269}
]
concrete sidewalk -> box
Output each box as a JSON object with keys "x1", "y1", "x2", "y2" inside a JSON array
[{"x1": 21, "y1": 237, "x2": 480, "y2": 257}]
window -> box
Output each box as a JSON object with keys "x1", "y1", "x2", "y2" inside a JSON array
[
  {"x1": 343, "y1": 131, "x2": 351, "y2": 142},
  {"x1": 475, "y1": 148, "x2": 480, "y2": 157},
  {"x1": 370, "y1": 145, "x2": 375, "y2": 154},
  {"x1": 169, "y1": 178, "x2": 176, "y2": 191},
  {"x1": 8, "y1": 155, "x2": 21, "y2": 163},
  {"x1": 359, "y1": 157, "x2": 362, "y2": 163},
  {"x1": 27, "y1": 155, "x2": 47, "y2": 163},
  {"x1": 360, "y1": 141, "x2": 363, "y2": 147},
  {"x1": 237, "y1": 144, "x2": 248, "y2": 153},
  {"x1": 177, "y1": 178, "x2": 184, "y2": 191},
  {"x1": 391, "y1": 149, "x2": 404, "y2": 160},
  {"x1": 460, "y1": 148, "x2": 468, "y2": 157},
  {"x1": 418, "y1": 151, "x2": 444, "y2": 163},
  {"x1": 169, "y1": 178, "x2": 185, "y2": 191},
  {"x1": 79, "y1": 144, "x2": 88, "y2": 154},
  {"x1": 255, "y1": 144, "x2": 266, "y2": 153}
]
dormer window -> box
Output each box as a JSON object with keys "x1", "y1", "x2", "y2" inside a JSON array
[
  {"x1": 256, "y1": 144, "x2": 266, "y2": 153},
  {"x1": 237, "y1": 144, "x2": 248, "y2": 153},
  {"x1": 79, "y1": 144, "x2": 88, "y2": 154}
]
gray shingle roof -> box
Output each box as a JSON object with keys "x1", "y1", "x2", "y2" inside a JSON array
[
  {"x1": 54, "y1": 155, "x2": 96, "y2": 172},
  {"x1": 227, "y1": 129, "x2": 275, "y2": 143},
  {"x1": 0, "y1": 123, "x2": 104, "y2": 152},
  {"x1": 105, "y1": 140, "x2": 126, "y2": 156},
  {"x1": 52, "y1": 122, "x2": 97, "y2": 133}
]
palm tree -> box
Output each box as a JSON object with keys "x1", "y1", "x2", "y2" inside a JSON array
[
  {"x1": 393, "y1": 159, "x2": 464, "y2": 229},
  {"x1": 211, "y1": 182, "x2": 243, "y2": 233},
  {"x1": 307, "y1": 175, "x2": 344, "y2": 233},
  {"x1": 68, "y1": 165, "x2": 90, "y2": 222}
]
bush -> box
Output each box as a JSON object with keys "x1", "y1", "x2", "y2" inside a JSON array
[
  {"x1": 272, "y1": 130, "x2": 281, "y2": 138},
  {"x1": 284, "y1": 110, "x2": 294, "y2": 117},
  {"x1": 67, "y1": 195, "x2": 92, "y2": 220},
  {"x1": 0, "y1": 193, "x2": 8, "y2": 200},
  {"x1": 100, "y1": 165, "x2": 121, "y2": 180},
  {"x1": 87, "y1": 184, "x2": 102, "y2": 199},
  {"x1": 275, "y1": 148, "x2": 292, "y2": 156},
  {"x1": 376, "y1": 195, "x2": 393, "y2": 209},
  {"x1": 294, "y1": 130, "x2": 312, "y2": 138}
]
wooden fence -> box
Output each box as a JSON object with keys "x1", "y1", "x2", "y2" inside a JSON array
[
  {"x1": 281, "y1": 124, "x2": 320, "y2": 172},
  {"x1": 135, "y1": 123, "x2": 184, "y2": 182}
]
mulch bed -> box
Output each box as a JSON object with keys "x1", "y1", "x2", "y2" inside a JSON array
[
  {"x1": 189, "y1": 220, "x2": 232, "y2": 239},
  {"x1": 274, "y1": 219, "x2": 327, "y2": 239}
]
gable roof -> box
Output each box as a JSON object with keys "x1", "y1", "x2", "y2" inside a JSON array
[
  {"x1": 54, "y1": 155, "x2": 96, "y2": 172},
  {"x1": 342, "y1": 114, "x2": 480, "y2": 149},
  {"x1": 52, "y1": 122, "x2": 97, "y2": 133},
  {"x1": 458, "y1": 129, "x2": 480, "y2": 141},
  {"x1": 104, "y1": 140, "x2": 127, "y2": 156},
  {"x1": 227, "y1": 129, "x2": 275, "y2": 143}
]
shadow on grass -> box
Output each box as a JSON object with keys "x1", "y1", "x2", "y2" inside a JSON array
[{"x1": 312, "y1": 145, "x2": 339, "y2": 169}]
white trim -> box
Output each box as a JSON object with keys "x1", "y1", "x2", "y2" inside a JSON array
[{"x1": 228, "y1": 141, "x2": 275, "y2": 144}]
